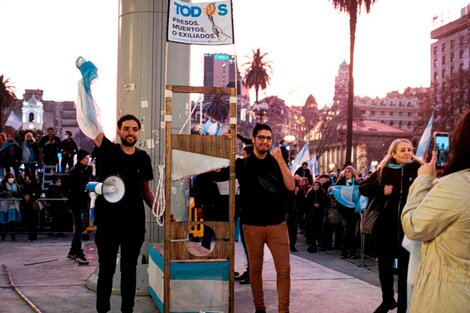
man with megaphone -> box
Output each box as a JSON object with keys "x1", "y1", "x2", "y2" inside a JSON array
[{"x1": 92, "y1": 114, "x2": 155, "y2": 313}]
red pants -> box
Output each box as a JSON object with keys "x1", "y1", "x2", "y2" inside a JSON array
[{"x1": 244, "y1": 222, "x2": 291, "y2": 313}]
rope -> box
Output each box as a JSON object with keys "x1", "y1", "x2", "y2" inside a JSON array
[
  {"x1": 2, "y1": 264, "x2": 42, "y2": 313},
  {"x1": 152, "y1": 164, "x2": 166, "y2": 226}
]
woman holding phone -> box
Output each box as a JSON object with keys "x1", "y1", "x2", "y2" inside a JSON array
[
  {"x1": 359, "y1": 139, "x2": 423, "y2": 313},
  {"x1": 401, "y1": 109, "x2": 470, "y2": 313}
]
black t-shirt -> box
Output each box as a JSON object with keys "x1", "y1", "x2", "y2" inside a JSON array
[
  {"x1": 236, "y1": 153, "x2": 288, "y2": 226},
  {"x1": 94, "y1": 136, "x2": 153, "y2": 237}
]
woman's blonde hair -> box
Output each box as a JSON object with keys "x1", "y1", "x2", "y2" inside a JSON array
[
  {"x1": 377, "y1": 138, "x2": 413, "y2": 180},
  {"x1": 343, "y1": 165, "x2": 356, "y2": 178}
]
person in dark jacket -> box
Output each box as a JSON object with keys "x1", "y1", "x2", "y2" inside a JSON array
[
  {"x1": 294, "y1": 162, "x2": 313, "y2": 185},
  {"x1": 305, "y1": 180, "x2": 329, "y2": 253},
  {"x1": 39, "y1": 127, "x2": 61, "y2": 167},
  {"x1": 67, "y1": 149, "x2": 93, "y2": 264},
  {"x1": 60, "y1": 130, "x2": 78, "y2": 173},
  {"x1": 359, "y1": 139, "x2": 423, "y2": 313},
  {"x1": 0, "y1": 134, "x2": 22, "y2": 181}
]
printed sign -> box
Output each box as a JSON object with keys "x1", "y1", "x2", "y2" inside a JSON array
[{"x1": 168, "y1": 0, "x2": 234, "y2": 45}]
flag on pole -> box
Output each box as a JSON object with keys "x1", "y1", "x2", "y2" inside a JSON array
[
  {"x1": 310, "y1": 152, "x2": 318, "y2": 177},
  {"x1": 415, "y1": 113, "x2": 433, "y2": 160},
  {"x1": 290, "y1": 143, "x2": 310, "y2": 174},
  {"x1": 5, "y1": 111, "x2": 21, "y2": 130}
]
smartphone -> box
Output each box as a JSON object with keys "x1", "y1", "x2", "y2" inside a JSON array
[{"x1": 434, "y1": 132, "x2": 450, "y2": 169}]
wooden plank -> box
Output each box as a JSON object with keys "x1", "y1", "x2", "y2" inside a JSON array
[
  {"x1": 172, "y1": 134, "x2": 231, "y2": 158},
  {"x1": 167, "y1": 84, "x2": 233, "y2": 95}
]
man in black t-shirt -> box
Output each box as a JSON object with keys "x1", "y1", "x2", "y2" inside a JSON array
[
  {"x1": 93, "y1": 114, "x2": 154, "y2": 313},
  {"x1": 236, "y1": 123, "x2": 295, "y2": 313}
]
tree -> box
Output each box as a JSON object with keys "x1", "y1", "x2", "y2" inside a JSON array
[
  {"x1": 263, "y1": 96, "x2": 290, "y2": 140},
  {"x1": 423, "y1": 69, "x2": 470, "y2": 132},
  {"x1": 331, "y1": 0, "x2": 377, "y2": 165},
  {"x1": 0, "y1": 75, "x2": 17, "y2": 131},
  {"x1": 242, "y1": 48, "x2": 272, "y2": 105},
  {"x1": 203, "y1": 94, "x2": 230, "y2": 123}
]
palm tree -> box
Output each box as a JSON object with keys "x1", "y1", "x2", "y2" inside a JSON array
[
  {"x1": 242, "y1": 49, "x2": 272, "y2": 120},
  {"x1": 331, "y1": 0, "x2": 376, "y2": 165},
  {"x1": 203, "y1": 94, "x2": 230, "y2": 123},
  {"x1": 0, "y1": 75, "x2": 17, "y2": 131}
]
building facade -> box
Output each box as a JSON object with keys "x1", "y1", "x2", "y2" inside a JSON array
[
  {"x1": 333, "y1": 62, "x2": 427, "y2": 130},
  {"x1": 431, "y1": 5, "x2": 470, "y2": 90}
]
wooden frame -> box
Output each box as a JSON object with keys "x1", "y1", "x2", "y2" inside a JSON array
[{"x1": 162, "y1": 84, "x2": 237, "y2": 313}]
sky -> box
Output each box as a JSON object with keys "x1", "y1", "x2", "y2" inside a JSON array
[{"x1": 1, "y1": 0, "x2": 469, "y2": 133}]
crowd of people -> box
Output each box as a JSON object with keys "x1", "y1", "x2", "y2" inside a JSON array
[
  {"x1": 2, "y1": 107, "x2": 470, "y2": 313},
  {"x1": 188, "y1": 110, "x2": 470, "y2": 313},
  {"x1": 0, "y1": 128, "x2": 87, "y2": 243}
]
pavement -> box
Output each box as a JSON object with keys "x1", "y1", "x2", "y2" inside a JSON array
[{"x1": 0, "y1": 232, "x2": 397, "y2": 313}]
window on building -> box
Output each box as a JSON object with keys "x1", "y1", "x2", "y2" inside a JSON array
[
  {"x1": 433, "y1": 72, "x2": 438, "y2": 80},
  {"x1": 451, "y1": 53, "x2": 455, "y2": 63},
  {"x1": 450, "y1": 39, "x2": 455, "y2": 50},
  {"x1": 442, "y1": 43, "x2": 446, "y2": 52},
  {"x1": 390, "y1": 111, "x2": 394, "y2": 116},
  {"x1": 433, "y1": 46, "x2": 437, "y2": 55},
  {"x1": 29, "y1": 113, "x2": 34, "y2": 122},
  {"x1": 442, "y1": 69, "x2": 446, "y2": 78},
  {"x1": 451, "y1": 66, "x2": 455, "y2": 75},
  {"x1": 460, "y1": 49, "x2": 464, "y2": 59},
  {"x1": 442, "y1": 55, "x2": 446, "y2": 65}
]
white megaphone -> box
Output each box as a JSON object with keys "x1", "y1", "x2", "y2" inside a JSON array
[{"x1": 86, "y1": 175, "x2": 125, "y2": 208}]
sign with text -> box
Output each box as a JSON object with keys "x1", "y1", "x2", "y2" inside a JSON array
[{"x1": 167, "y1": 0, "x2": 234, "y2": 45}]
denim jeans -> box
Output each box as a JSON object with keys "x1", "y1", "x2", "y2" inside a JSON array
[
  {"x1": 244, "y1": 222, "x2": 291, "y2": 313},
  {"x1": 95, "y1": 230, "x2": 143, "y2": 313}
]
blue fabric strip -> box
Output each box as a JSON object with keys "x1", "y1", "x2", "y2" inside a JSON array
[{"x1": 148, "y1": 243, "x2": 229, "y2": 281}]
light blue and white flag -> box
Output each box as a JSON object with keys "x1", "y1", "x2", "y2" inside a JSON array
[
  {"x1": 75, "y1": 56, "x2": 103, "y2": 140},
  {"x1": 331, "y1": 185, "x2": 368, "y2": 213},
  {"x1": 290, "y1": 143, "x2": 310, "y2": 174},
  {"x1": 5, "y1": 111, "x2": 21, "y2": 130},
  {"x1": 310, "y1": 152, "x2": 318, "y2": 177},
  {"x1": 415, "y1": 113, "x2": 433, "y2": 160}
]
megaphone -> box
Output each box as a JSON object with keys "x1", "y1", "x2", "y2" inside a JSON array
[{"x1": 86, "y1": 175, "x2": 125, "y2": 208}]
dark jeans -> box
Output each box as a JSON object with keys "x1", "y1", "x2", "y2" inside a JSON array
[
  {"x1": 60, "y1": 156, "x2": 74, "y2": 173},
  {"x1": 24, "y1": 202, "x2": 38, "y2": 240},
  {"x1": 377, "y1": 248, "x2": 409, "y2": 312},
  {"x1": 341, "y1": 208, "x2": 359, "y2": 256},
  {"x1": 70, "y1": 204, "x2": 86, "y2": 253},
  {"x1": 285, "y1": 211, "x2": 298, "y2": 249},
  {"x1": 95, "y1": 230, "x2": 143, "y2": 313}
]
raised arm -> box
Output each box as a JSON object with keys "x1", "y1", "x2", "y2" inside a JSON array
[{"x1": 271, "y1": 147, "x2": 295, "y2": 191}]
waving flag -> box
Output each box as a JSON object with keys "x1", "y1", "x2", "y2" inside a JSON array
[
  {"x1": 5, "y1": 111, "x2": 21, "y2": 130},
  {"x1": 310, "y1": 152, "x2": 318, "y2": 177},
  {"x1": 331, "y1": 185, "x2": 368, "y2": 213},
  {"x1": 290, "y1": 143, "x2": 310, "y2": 174},
  {"x1": 415, "y1": 113, "x2": 433, "y2": 160},
  {"x1": 75, "y1": 56, "x2": 103, "y2": 139}
]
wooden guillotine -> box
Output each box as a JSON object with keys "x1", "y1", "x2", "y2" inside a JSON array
[{"x1": 148, "y1": 84, "x2": 237, "y2": 313}]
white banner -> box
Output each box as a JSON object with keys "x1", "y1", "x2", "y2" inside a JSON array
[{"x1": 168, "y1": 0, "x2": 234, "y2": 45}]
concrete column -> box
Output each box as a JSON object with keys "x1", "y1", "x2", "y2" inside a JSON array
[
  {"x1": 117, "y1": 0, "x2": 190, "y2": 245},
  {"x1": 86, "y1": 0, "x2": 190, "y2": 296}
]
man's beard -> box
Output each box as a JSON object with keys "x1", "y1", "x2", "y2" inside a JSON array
[{"x1": 121, "y1": 136, "x2": 137, "y2": 147}]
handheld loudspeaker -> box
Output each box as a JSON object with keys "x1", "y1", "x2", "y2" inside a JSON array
[{"x1": 86, "y1": 175, "x2": 125, "y2": 208}]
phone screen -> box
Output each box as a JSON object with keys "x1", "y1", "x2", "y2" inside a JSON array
[{"x1": 435, "y1": 133, "x2": 450, "y2": 169}]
